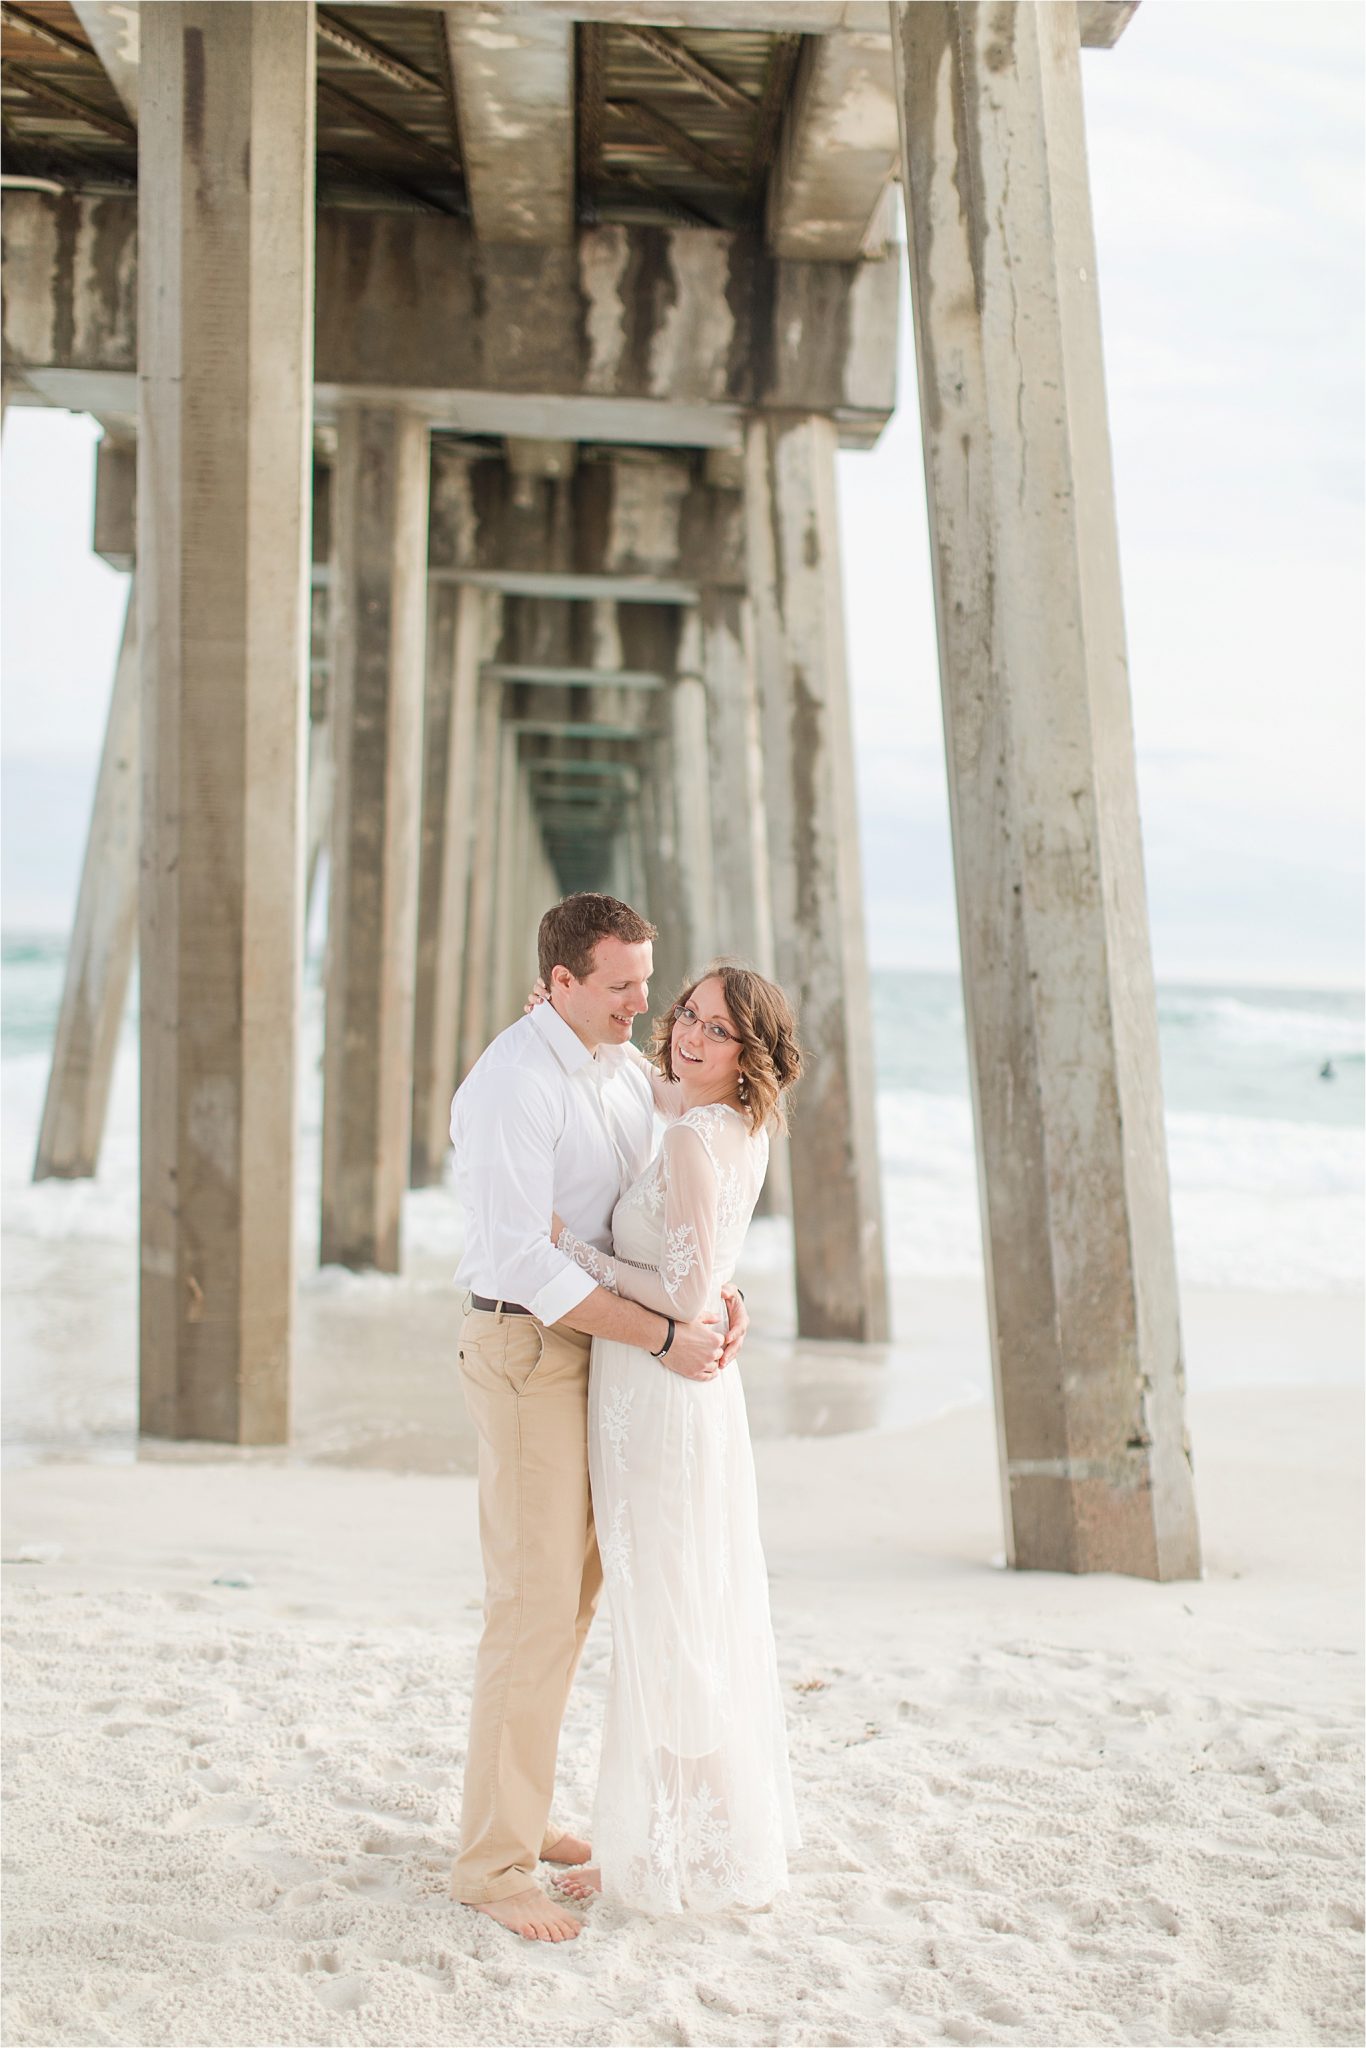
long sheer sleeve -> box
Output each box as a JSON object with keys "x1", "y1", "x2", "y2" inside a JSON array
[
  {"x1": 560, "y1": 1120, "x2": 720, "y2": 1322},
  {"x1": 555, "y1": 1229, "x2": 620, "y2": 1294}
]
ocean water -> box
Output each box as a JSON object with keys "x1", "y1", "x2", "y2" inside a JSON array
[{"x1": 2, "y1": 932, "x2": 1362, "y2": 1295}]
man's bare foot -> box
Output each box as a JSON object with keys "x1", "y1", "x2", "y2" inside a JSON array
[
  {"x1": 462, "y1": 1885, "x2": 582, "y2": 1942},
  {"x1": 553, "y1": 1865, "x2": 603, "y2": 1902},
  {"x1": 542, "y1": 1831, "x2": 592, "y2": 1866}
]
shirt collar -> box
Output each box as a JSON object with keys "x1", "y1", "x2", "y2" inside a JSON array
[{"x1": 531, "y1": 997, "x2": 598, "y2": 1077}]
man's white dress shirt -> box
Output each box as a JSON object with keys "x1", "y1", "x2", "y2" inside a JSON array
[{"x1": 449, "y1": 1000, "x2": 657, "y2": 1325}]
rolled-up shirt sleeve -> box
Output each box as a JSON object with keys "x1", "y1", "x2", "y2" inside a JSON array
[{"x1": 458, "y1": 1068, "x2": 597, "y2": 1325}]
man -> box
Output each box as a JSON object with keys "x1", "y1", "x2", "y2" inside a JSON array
[{"x1": 448, "y1": 893, "x2": 749, "y2": 1943}]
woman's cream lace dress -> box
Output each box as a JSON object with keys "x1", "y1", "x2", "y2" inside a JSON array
[{"x1": 559, "y1": 1102, "x2": 800, "y2": 1914}]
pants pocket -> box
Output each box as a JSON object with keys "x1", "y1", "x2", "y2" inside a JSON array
[{"x1": 460, "y1": 1316, "x2": 546, "y2": 1396}]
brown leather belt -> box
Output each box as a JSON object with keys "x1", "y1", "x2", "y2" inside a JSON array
[{"x1": 470, "y1": 1294, "x2": 533, "y2": 1317}]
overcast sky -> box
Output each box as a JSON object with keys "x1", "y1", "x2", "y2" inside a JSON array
[{"x1": 3, "y1": 0, "x2": 1362, "y2": 988}]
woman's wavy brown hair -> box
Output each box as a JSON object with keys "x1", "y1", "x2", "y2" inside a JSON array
[{"x1": 648, "y1": 962, "x2": 803, "y2": 1135}]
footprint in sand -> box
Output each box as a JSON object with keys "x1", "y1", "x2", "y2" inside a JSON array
[
  {"x1": 1173, "y1": 1987, "x2": 1234, "y2": 2036},
  {"x1": 185, "y1": 1765, "x2": 235, "y2": 1793},
  {"x1": 313, "y1": 1975, "x2": 371, "y2": 2012},
  {"x1": 167, "y1": 1794, "x2": 264, "y2": 1833},
  {"x1": 295, "y1": 1948, "x2": 342, "y2": 1974}
]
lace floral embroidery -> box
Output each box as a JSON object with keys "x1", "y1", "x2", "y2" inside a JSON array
[
  {"x1": 558, "y1": 1225, "x2": 618, "y2": 1293},
  {"x1": 617, "y1": 1155, "x2": 665, "y2": 1223},
  {"x1": 714, "y1": 1161, "x2": 744, "y2": 1236},
  {"x1": 663, "y1": 1222, "x2": 701, "y2": 1295},
  {"x1": 602, "y1": 1384, "x2": 634, "y2": 1474},
  {"x1": 678, "y1": 1103, "x2": 736, "y2": 1160},
  {"x1": 647, "y1": 1776, "x2": 744, "y2": 1903},
  {"x1": 599, "y1": 1498, "x2": 633, "y2": 1589}
]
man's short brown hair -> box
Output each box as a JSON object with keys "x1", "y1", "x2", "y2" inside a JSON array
[{"x1": 538, "y1": 894, "x2": 657, "y2": 986}]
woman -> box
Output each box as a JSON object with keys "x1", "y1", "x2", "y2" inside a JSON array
[{"x1": 534, "y1": 963, "x2": 803, "y2": 1914}]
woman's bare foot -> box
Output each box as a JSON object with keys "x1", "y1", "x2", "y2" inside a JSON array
[
  {"x1": 542, "y1": 1831, "x2": 592, "y2": 1866},
  {"x1": 553, "y1": 1865, "x2": 603, "y2": 1902},
  {"x1": 463, "y1": 1885, "x2": 582, "y2": 1942}
]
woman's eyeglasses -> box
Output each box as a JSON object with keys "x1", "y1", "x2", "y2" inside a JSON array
[{"x1": 677, "y1": 1003, "x2": 741, "y2": 1046}]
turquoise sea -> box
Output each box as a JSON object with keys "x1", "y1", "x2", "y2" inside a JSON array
[{"x1": 2, "y1": 932, "x2": 1362, "y2": 1294}]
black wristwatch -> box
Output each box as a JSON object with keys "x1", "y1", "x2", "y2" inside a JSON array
[{"x1": 652, "y1": 1317, "x2": 676, "y2": 1360}]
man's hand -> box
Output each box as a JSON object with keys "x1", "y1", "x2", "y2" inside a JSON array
[
  {"x1": 664, "y1": 1313, "x2": 725, "y2": 1381},
  {"x1": 718, "y1": 1284, "x2": 748, "y2": 1369}
]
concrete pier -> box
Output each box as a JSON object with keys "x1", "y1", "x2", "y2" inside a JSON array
[
  {"x1": 490, "y1": 725, "x2": 526, "y2": 1038},
  {"x1": 4, "y1": 0, "x2": 1184, "y2": 1574},
  {"x1": 137, "y1": 1, "x2": 315, "y2": 1443},
  {"x1": 410, "y1": 582, "x2": 483, "y2": 1188},
  {"x1": 892, "y1": 0, "x2": 1200, "y2": 1578},
  {"x1": 694, "y1": 589, "x2": 774, "y2": 972},
  {"x1": 320, "y1": 403, "x2": 429, "y2": 1272},
  {"x1": 666, "y1": 666, "x2": 716, "y2": 982},
  {"x1": 745, "y1": 412, "x2": 888, "y2": 1342},
  {"x1": 33, "y1": 579, "x2": 138, "y2": 1183},
  {"x1": 457, "y1": 675, "x2": 505, "y2": 1086}
]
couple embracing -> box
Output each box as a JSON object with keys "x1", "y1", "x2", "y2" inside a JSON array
[{"x1": 447, "y1": 892, "x2": 803, "y2": 1941}]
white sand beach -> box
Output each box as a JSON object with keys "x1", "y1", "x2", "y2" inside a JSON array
[
  {"x1": 4, "y1": 1335, "x2": 1362, "y2": 2048},
  {"x1": 3, "y1": 981, "x2": 1363, "y2": 2045}
]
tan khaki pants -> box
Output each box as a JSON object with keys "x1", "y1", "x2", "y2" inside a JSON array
[{"x1": 449, "y1": 1307, "x2": 602, "y2": 1904}]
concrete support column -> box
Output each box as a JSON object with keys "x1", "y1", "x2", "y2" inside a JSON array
[
  {"x1": 891, "y1": 0, "x2": 1200, "y2": 1577},
  {"x1": 138, "y1": 2, "x2": 315, "y2": 1441},
  {"x1": 537, "y1": 815, "x2": 559, "y2": 922},
  {"x1": 744, "y1": 412, "x2": 888, "y2": 1342},
  {"x1": 411, "y1": 582, "x2": 483, "y2": 1186},
  {"x1": 320, "y1": 403, "x2": 429, "y2": 1271},
  {"x1": 34, "y1": 578, "x2": 139, "y2": 1182},
  {"x1": 638, "y1": 735, "x2": 689, "y2": 1008},
  {"x1": 306, "y1": 457, "x2": 335, "y2": 921},
  {"x1": 666, "y1": 653, "x2": 717, "y2": 977},
  {"x1": 510, "y1": 760, "x2": 551, "y2": 1011},
  {"x1": 491, "y1": 727, "x2": 527, "y2": 1035},
  {"x1": 691, "y1": 588, "x2": 792, "y2": 1217},
  {"x1": 694, "y1": 591, "x2": 774, "y2": 972},
  {"x1": 458, "y1": 676, "x2": 504, "y2": 1082}
]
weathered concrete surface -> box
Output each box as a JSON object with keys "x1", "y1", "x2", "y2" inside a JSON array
[
  {"x1": 92, "y1": 430, "x2": 135, "y2": 569},
  {"x1": 689, "y1": 588, "x2": 773, "y2": 972},
  {"x1": 305, "y1": 466, "x2": 335, "y2": 919},
  {"x1": 321, "y1": 404, "x2": 429, "y2": 1272},
  {"x1": 745, "y1": 412, "x2": 887, "y2": 1343},
  {"x1": 3, "y1": 197, "x2": 899, "y2": 449},
  {"x1": 666, "y1": 668, "x2": 716, "y2": 981},
  {"x1": 892, "y1": 0, "x2": 1199, "y2": 1579},
  {"x1": 637, "y1": 738, "x2": 689, "y2": 1008},
  {"x1": 457, "y1": 675, "x2": 505, "y2": 1084},
  {"x1": 33, "y1": 580, "x2": 138, "y2": 1183},
  {"x1": 429, "y1": 439, "x2": 745, "y2": 589},
  {"x1": 138, "y1": 2, "x2": 315, "y2": 1444},
  {"x1": 767, "y1": 31, "x2": 900, "y2": 261},
  {"x1": 687, "y1": 580, "x2": 791, "y2": 1220},
  {"x1": 444, "y1": 7, "x2": 574, "y2": 246},
  {"x1": 411, "y1": 582, "x2": 483, "y2": 1186},
  {"x1": 491, "y1": 732, "x2": 533, "y2": 1031},
  {"x1": 410, "y1": 3, "x2": 1136, "y2": 39},
  {"x1": 2, "y1": 193, "x2": 137, "y2": 378}
]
